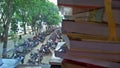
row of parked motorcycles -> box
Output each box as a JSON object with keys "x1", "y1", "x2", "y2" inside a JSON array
[
  {"x1": 8, "y1": 27, "x2": 63, "y2": 65},
  {"x1": 27, "y1": 36, "x2": 59, "y2": 64},
  {"x1": 10, "y1": 28, "x2": 55, "y2": 60},
  {"x1": 27, "y1": 28, "x2": 63, "y2": 64}
]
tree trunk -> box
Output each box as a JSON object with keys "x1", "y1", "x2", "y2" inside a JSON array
[
  {"x1": 23, "y1": 22, "x2": 27, "y2": 34},
  {"x1": 22, "y1": 15, "x2": 27, "y2": 34},
  {"x1": 38, "y1": 21, "x2": 42, "y2": 33},
  {"x1": 0, "y1": 35, "x2": 3, "y2": 42},
  {"x1": 2, "y1": 26, "x2": 9, "y2": 58},
  {"x1": 2, "y1": 0, "x2": 13, "y2": 58},
  {"x1": 31, "y1": 20, "x2": 36, "y2": 35},
  {"x1": 31, "y1": 25, "x2": 34, "y2": 32}
]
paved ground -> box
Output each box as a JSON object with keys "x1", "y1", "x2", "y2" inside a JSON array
[
  {"x1": 17, "y1": 64, "x2": 51, "y2": 68},
  {"x1": 24, "y1": 34, "x2": 52, "y2": 64},
  {"x1": 0, "y1": 34, "x2": 34, "y2": 58}
]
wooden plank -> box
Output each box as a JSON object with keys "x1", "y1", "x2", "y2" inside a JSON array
[
  {"x1": 58, "y1": 3, "x2": 99, "y2": 9},
  {"x1": 58, "y1": 0, "x2": 120, "y2": 9},
  {"x1": 62, "y1": 20, "x2": 120, "y2": 42},
  {"x1": 58, "y1": 0, "x2": 104, "y2": 8},
  {"x1": 70, "y1": 41, "x2": 120, "y2": 54},
  {"x1": 62, "y1": 60, "x2": 87, "y2": 68},
  {"x1": 62, "y1": 20, "x2": 109, "y2": 36},
  {"x1": 66, "y1": 33, "x2": 108, "y2": 41},
  {"x1": 62, "y1": 58, "x2": 120, "y2": 68},
  {"x1": 66, "y1": 51, "x2": 120, "y2": 62}
]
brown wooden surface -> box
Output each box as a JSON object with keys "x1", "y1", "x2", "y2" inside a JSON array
[
  {"x1": 66, "y1": 51, "x2": 120, "y2": 62},
  {"x1": 62, "y1": 20, "x2": 120, "y2": 42},
  {"x1": 58, "y1": 0, "x2": 120, "y2": 9},
  {"x1": 62, "y1": 59, "x2": 120, "y2": 68},
  {"x1": 62, "y1": 20, "x2": 120, "y2": 37},
  {"x1": 66, "y1": 33, "x2": 108, "y2": 42},
  {"x1": 70, "y1": 40, "x2": 120, "y2": 54},
  {"x1": 62, "y1": 60, "x2": 87, "y2": 68}
]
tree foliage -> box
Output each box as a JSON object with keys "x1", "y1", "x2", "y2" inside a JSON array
[
  {"x1": 44, "y1": 2, "x2": 62, "y2": 25},
  {"x1": 11, "y1": 18, "x2": 18, "y2": 33}
]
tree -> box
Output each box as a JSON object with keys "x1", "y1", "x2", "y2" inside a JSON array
[
  {"x1": 14, "y1": 0, "x2": 33, "y2": 34},
  {"x1": 0, "y1": 1, "x2": 6, "y2": 42},
  {"x1": 0, "y1": 0, "x2": 14, "y2": 58},
  {"x1": 0, "y1": 0, "x2": 33, "y2": 58},
  {"x1": 43, "y1": 2, "x2": 62, "y2": 25},
  {"x1": 28, "y1": 0, "x2": 46, "y2": 34},
  {"x1": 29, "y1": 0, "x2": 62, "y2": 33}
]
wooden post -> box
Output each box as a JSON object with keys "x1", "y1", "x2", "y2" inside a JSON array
[{"x1": 104, "y1": 0, "x2": 118, "y2": 42}]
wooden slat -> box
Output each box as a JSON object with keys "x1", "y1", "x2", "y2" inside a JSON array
[
  {"x1": 66, "y1": 51, "x2": 120, "y2": 62},
  {"x1": 70, "y1": 41, "x2": 120, "y2": 54},
  {"x1": 62, "y1": 20, "x2": 109, "y2": 36},
  {"x1": 58, "y1": 0, "x2": 120, "y2": 9},
  {"x1": 62, "y1": 20, "x2": 120, "y2": 42},
  {"x1": 62, "y1": 58, "x2": 120, "y2": 68},
  {"x1": 58, "y1": 0, "x2": 104, "y2": 8},
  {"x1": 58, "y1": 3, "x2": 100, "y2": 9},
  {"x1": 66, "y1": 33, "x2": 108, "y2": 42},
  {"x1": 62, "y1": 60, "x2": 87, "y2": 68}
]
